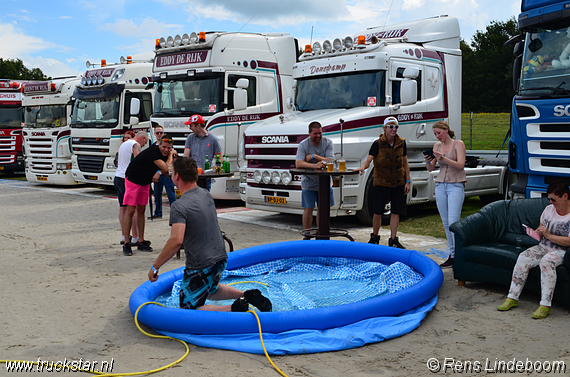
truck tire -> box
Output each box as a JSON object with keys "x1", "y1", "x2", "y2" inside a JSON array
[{"x1": 356, "y1": 170, "x2": 390, "y2": 226}]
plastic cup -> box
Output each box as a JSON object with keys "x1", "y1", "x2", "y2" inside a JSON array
[
  {"x1": 198, "y1": 167, "x2": 203, "y2": 174},
  {"x1": 326, "y1": 161, "x2": 334, "y2": 172},
  {"x1": 338, "y1": 159, "x2": 346, "y2": 172}
]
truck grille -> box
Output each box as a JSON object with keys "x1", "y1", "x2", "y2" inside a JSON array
[{"x1": 77, "y1": 155, "x2": 105, "y2": 173}]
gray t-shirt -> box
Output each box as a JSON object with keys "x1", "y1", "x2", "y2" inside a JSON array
[
  {"x1": 295, "y1": 136, "x2": 334, "y2": 191},
  {"x1": 184, "y1": 132, "x2": 222, "y2": 170},
  {"x1": 169, "y1": 186, "x2": 227, "y2": 269}
]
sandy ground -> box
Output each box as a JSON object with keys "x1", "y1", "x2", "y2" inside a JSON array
[{"x1": 1, "y1": 179, "x2": 569, "y2": 376}]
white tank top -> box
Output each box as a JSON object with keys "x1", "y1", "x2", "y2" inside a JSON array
[{"x1": 115, "y1": 139, "x2": 137, "y2": 178}]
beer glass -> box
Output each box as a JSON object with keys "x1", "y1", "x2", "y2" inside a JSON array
[{"x1": 338, "y1": 158, "x2": 346, "y2": 172}]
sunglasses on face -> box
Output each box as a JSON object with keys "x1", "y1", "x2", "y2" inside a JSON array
[
  {"x1": 387, "y1": 125, "x2": 399, "y2": 129},
  {"x1": 155, "y1": 131, "x2": 164, "y2": 135},
  {"x1": 548, "y1": 197, "x2": 558, "y2": 203}
]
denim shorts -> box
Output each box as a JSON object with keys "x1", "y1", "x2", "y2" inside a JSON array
[{"x1": 301, "y1": 188, "x2": 335, "y2": 208}]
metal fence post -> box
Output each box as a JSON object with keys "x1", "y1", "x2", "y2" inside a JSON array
[{"x1": 470, "y1": 111, "x2": 473, "y2": 150}]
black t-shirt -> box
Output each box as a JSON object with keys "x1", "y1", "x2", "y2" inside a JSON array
[
  {"x1": 368, "y1": 139, "x2": 407, "y2": 156},
  {"x1": 126, "y1": 144, "x2": 167, "y2": 185}
]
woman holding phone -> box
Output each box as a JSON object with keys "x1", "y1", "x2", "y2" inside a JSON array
[{"x1": 425, "y1": 121, "x2": 466, "y2": 268}]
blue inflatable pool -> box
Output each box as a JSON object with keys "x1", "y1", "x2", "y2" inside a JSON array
[{"x1": 129, "y1": 240, "x2": 443, "y2": 354}]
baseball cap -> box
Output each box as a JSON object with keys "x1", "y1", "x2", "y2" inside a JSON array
[
  {"x1": 383, "y1": 116, "x2": 398, "y2": 126},
  {"x1": 184, "y1": 114, "x2": 205, "y2": 125}
]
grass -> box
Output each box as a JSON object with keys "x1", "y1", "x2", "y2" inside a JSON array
[
  {"x1": 399, "y1": 197, "x2": 485, "y2": 239},
  {"x1": 461, "y1": 112, "x2": 510, "y2": 150}
]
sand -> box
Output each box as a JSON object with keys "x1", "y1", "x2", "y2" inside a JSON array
[{"x1": 1, "y1": 180, "x2": 569, "y2": 376}]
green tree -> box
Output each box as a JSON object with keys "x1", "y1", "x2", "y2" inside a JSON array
[
  {"x1": 0, "y1": 58, "x2": 50, "y2": 80},
  {"x1": 462, "y1": 18, "x2": 519, "y2": 112}
]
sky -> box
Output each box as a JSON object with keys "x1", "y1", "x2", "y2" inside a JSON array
[{"x1": 0, "y1": 0, "x2": 520, "y2": 79}]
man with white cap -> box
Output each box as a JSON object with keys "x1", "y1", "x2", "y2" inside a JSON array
[
  {"x1": 355, "y1": 116, "x2": 411, "y2": 248},
  {"x1": 183, "y1": 114, "x2": 222, "y2": 191}
]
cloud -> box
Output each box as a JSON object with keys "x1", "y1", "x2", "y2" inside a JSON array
[
  {"x1": 98, "y1": 17, "x2": 183, "y2": 38},
  {"x1": 0, "y1": 23, "x2": 56, "y2": 59},
  {"x1": 23, "y1": 56, "x2": 80, "y2": 78}
]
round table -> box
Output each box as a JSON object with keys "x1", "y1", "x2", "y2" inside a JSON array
[{"x1": 289, "y1": 168, "x2": 359, "y2": 240}]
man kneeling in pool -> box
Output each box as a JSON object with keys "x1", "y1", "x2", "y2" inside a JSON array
[{"x1": 148, "y1": 157, "x2": 271, "y2": 312}]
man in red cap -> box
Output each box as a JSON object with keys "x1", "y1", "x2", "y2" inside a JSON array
[{"x1": 183, "y1": 114, "x2": 222, "y2": 191}]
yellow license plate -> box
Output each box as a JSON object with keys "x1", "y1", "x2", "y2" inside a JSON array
[
  {"x1": 175, "y1": 189, "x2": 181, "y2": 196},
  {"x1": 37, "y1": 176, "x2": 48, "y2": 181},
  {"x1": 265, "y1": 196, "x2": 286, "y2": 205},
  {"x1": 86, "y1": 175, "x2": 98, "y2": 180},
  {"x1": 0, "y1": 166, "x2": 4, "y2": 170}
]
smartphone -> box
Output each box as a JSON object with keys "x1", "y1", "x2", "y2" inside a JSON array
[
  {"x1": 522, "y1": 224, "x2": 541, "y2": 241},
  {"x1": 423, "y1": 149, "x2": 435, "y2": 160}
]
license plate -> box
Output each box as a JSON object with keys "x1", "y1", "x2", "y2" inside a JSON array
[
  {"x1": 0, "y1": 166, "x2": 4, "y2": 170},
  {"x1": 86, "y1": 175, "x2": 98, "y2": 180},
  {"x1": 37, "y1": 176, "x2": 47, "y2": 181},
  {"x1": 265, "y1": 196, "x2": 286, "y2": 205},
  {"x1": 175, "y1": 189, "x2": 181, "y2": 196}
]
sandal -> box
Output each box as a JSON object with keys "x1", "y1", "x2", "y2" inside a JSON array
[
  {"x1": 497, "y1": 298, "x2": 518, "y2": 311},
  {"x1": 531, "y1": 306, "x2": 551, "y2": 319}
]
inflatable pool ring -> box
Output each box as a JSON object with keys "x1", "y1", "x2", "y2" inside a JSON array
[{"x1": 129, "y1": 240, "x2": 443, "y2": 354}]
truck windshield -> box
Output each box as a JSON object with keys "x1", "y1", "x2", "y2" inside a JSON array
[
  {"x1": 519, "y1": 26, "x2": 570, "y2": 96},
  {"x1": 71, "y1": 96, "x2": 120, "y2": 128},
  {"x1": 153, "y1": 77, "x2": 223, "y2": 117},
  {"x1": 24, "y1": 105, "x2": 67, "y2": 129},
  {"x1": 0, "y1": 107, "x2": 23, "y2": 129},
  {"x1": 295, "y1": 71, "x2": 385, "y2": 111}
]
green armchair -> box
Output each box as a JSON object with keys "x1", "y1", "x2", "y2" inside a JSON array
[{"x1": 450, "y1": 198, "x2": 570, "y2": 306}]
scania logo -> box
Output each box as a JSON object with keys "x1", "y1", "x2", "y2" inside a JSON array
[
  {"x1": 32, "y1": 132, "x2": 46, "y2": 136},
  {"x1": 261, "y1": 136, "x2": 289, "y2": 143},
  {"x1": 554, "y1": 104, "x2": 570, "y2": 117},
  {"x1": 72, "y1": 137, "x2": 80, "y2": 142}
]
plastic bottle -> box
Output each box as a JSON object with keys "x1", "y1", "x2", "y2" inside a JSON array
[
  {"x1": 204, "y1": 155, "x2": 210, "y2": 170},
  {"x1": 223, "y1": 155, "x2": 230, "y2": 173}
]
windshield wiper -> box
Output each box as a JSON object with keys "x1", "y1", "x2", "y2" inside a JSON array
[{"x1": 523, "y1": 86, "x2": 570, "y2": 95}]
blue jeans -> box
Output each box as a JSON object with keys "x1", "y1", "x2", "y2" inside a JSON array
[
  {"x1": 154, "y1": 175, "x2": 176, "y2": 217},
  {"x1": 435, "y1": 182, "x2": 464, "y2": 258}
]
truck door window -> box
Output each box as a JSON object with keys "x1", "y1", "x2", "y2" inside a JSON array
[
  {"x1": 124, "y1": 92, "x2": 152, "y2": 123},
  {"x1": 295, "y1": 70, "x2": 385, "y2": 111},
  {"x1": 392, "y1": 67, "x2": 422, "y2": 104},
  {"x1": 227, "y1": 75, "x2": 257, "y2": 109}
]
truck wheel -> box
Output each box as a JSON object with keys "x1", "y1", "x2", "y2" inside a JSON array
[{"x1": 356, "y1": 170, "x2": 391, "y2": 226}]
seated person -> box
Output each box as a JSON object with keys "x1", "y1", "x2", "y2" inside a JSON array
[{"x1": 498, "y1": 180, "x2": 570, "y2": 319}]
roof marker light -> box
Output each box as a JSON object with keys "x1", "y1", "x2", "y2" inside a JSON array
[
  {"x1": 357, "y1": 35, "x2": 366, "y2": 45},
  {"x1": 304, "y1": 44, "x2": 312, "y2": 54},
  {"x1": 50, "y1": 83, "x2": 56, "y2": 91},
  {"x1": 127, "y1": 56, "x2": 133, "y2": 64},
  {"x1": 199, "y1": 32, "x2": 206, "y2": 42},
  {"x1": 101, "y1": 59, "x2": 107, "y2": 67}
]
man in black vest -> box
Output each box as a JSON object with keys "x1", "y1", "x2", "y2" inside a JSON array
[{"x1": 355, "y1": 117, "x2": 411, "y2": 248}]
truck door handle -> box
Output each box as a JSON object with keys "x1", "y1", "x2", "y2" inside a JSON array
[{"x1": 416, "y1": 123, "x2": 426, "y2": 138}]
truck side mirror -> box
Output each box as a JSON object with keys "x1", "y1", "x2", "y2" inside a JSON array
[
  {"x1": 129, "y1": 97, "x2": 140, "y2": 126},
  {"x1": 233, "y1": 78, "x2": 249, "y2": 111},
  {"x1": 400, "y1": 67, "x2": 419, "y2": 106},
  {"x1": 513, "y1": 56, "x2": 522, "y2": 93}
]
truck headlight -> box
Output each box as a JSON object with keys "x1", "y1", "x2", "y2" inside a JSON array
[
  {"x1": 281, "y1": 171, "x2": 292, "y2": 185},
  {"x1": 253, "y1": 170, "x2": 262, "y2": 183},
  {"x1": 271, "y1": 171, "x2": 281, "y2": 184},
  {"x1": 262, "y1": 170, "x2": 271, "y2": 184}
]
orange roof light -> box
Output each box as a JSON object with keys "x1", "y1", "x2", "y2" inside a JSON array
[
  {"x1": 304, "y1": 44, "x2": 312, "y2": 54},
  {"x1": 199, "y1": 32, "x2": 206, "y2": 42},
  {"x1": 357, "y1": 35, "x2": 366, "y2": 45},
  {"x1": 101, "y1": 59, "x2": 107, "y2": 67},
  {"x1": 156, "y1": 38, "x2": 161, "y2": 49},
  {"x1": 12, "y1": 82, "x2": 19, "y2": 89},
  {"x1": 50, "y1": 83, "x2": 56, "y2": 91},
  {"x1": 127, "y1": 56, "x2": 133, "y2": 64}
]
